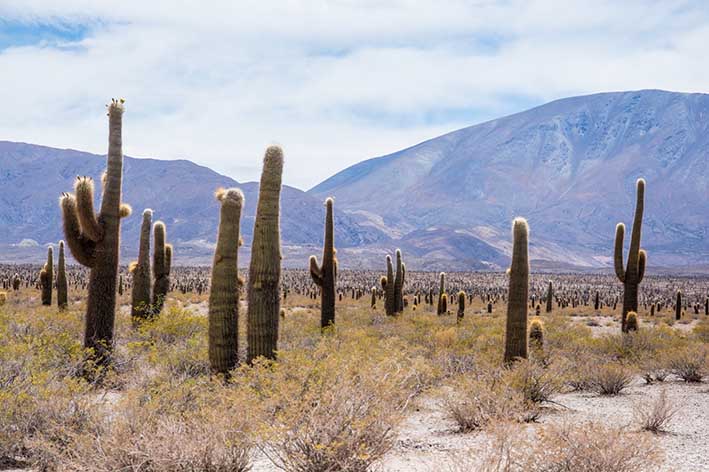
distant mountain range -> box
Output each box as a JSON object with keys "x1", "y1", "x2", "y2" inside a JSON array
[{"x1": 2, "y1": 89, "x2": 708, "y2": 271}]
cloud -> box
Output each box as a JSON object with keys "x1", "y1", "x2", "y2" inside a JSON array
[{"x1": 0, "y1": 0, "x2": 708, "y2": 189}]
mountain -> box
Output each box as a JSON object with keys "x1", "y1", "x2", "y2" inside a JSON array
[
  {"x1": 0, "y1": 142, "x2": 388, "y2": 266},
  {"x1": 310, "y1": 90, "x2": 709, "y2": 270}
]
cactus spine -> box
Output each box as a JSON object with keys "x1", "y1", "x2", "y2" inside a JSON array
[
  {"x1": 309, "y1": 197, "x2": 337, "y2": 329},
  {"x1": 57, "y1": 241, "x2": 68, "y2": 309},
  {"x1": 131, "y1": 209, "x2": 153, "y2": 322},
  {"x1": 247, "y1": 146, "x2": 283, "y2": 362},
  {"x1": 437, "y1": 272, "x2": 446, "y2": 315},
  {"x1": 40, "y1": 246, "x2": 53, "y2": 306},
  {"x1": 152, "y1": 221, "x2": 172, "y2": 315},
  {"x1": 545, "y1": 281, "x2": 553, "y2": 313},
  {"x1": 208, "y1": 188, "x2": 244, "y2": 374},
  {"x1": 60, "y1": 99, "x2": 131, "y2": 366},
  {"x1": 614, "y1": 179, "x2": 647, "y2": 333},
  {"x1": 504, "y1": 218, "x2": 529, "y2": 365}
]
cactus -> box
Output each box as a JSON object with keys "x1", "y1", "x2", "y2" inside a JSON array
[
  {"x1": 594, "y1": 291, "x2": 600, "y2": 310},
  {"x1": 614, "y1": 179, "x2": 647, "y2": 333},
  {"x1": 705, "y1": 298, "x2": 708, "y2": 316},
  {"x1": 626, "y1": 311, "x2": 639, "y2": 331},
  {"x1": 248, "y1": 146, "x2": 283, "y2": 362},
  {"x1": 57, "y1": 241, "x2": 68, "y2": 309},
  {"x1": 118, "y1": 275, "x2": 124, "y2": 296},
  {"x1": 310, "y1": 197, "x2": 337, "y2": 329},
  {"x1": 437, "y1": 272, "x2": 447, "y2": 315},
  {"x1": 0, "y1": 292, "x2": 6, "y2": 306},
  {"x1": 675, "y1": 291, "x2": 682, "y2": 321},
  {"x1": 152, "y1": 221, "x2": 172, "y2": 315},
  {"x1": 382, "y1": 255, "x2": 395, "y2": 316},
  {"x1": 394, "y1": 250, "x2": 405, "y2": 313},
  {"x1": 208, "y1": 188, "x2": 244, "y2": 375},
  {"x1": 456, "y1": 290, "x2": 465, "y2": 323},
  {"x1": 504, "y1": 218, "x2": 529, "y2": 365},
  {"x1": 60, "y1": 99, "x2": 131, "y2": 366},
  {"x1": 12, "y1": 275, "x2": 20, "y2": 291},
  {"x1": 545, "y1": 281, "x2": 553, "y2": 313},
  {"x1": 40, "y1": 246, "x2": 53, "y2": 306},
  {"x1": 131, "y1": 209, "x2": 153, "y2": 322},
  {"x1": 440, "y1": 293, "x2": 448, "y2": 313},
  {"x1": 371, "y1": 286, "x2": 377, "y2": 308},
  {"x1": 529, "y1": 318, "x2": 544, "y2": 349}
]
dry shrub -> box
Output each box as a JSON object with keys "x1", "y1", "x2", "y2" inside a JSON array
[
  {"x1": 254, "y1": 337, "x2": 418, "y2": 472},
  {"x1": 40, "y1": 378, "x2": 254, "y2": 472},
  {"x1": 591, "y1": 363, "x2": 634, "y2": 395},
  {"x1": 633, "y1": 389, "x2": 678, "y2": 433},
  {"x1": 460, "y1": 421, "x2": 661, "y2": 472},
  {"x1": 666, "y1": 345, "x2": 707, "y2": 382}
]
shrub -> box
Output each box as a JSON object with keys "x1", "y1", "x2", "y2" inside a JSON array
[
  {"x1": 591, "y1": 363, "x2": 634, "y2": 395},
  {"x1": 633, "y1": 389, "x2": 678, "y2": 434},
  {"x1": 667, "y1": 345, "x2": 707, "y2": 383}
]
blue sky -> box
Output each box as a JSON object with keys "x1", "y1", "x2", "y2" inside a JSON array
[{"x1": 1, "y1": 1, "x2": 708, "y2": 189}]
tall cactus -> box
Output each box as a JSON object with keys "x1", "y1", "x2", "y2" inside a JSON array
[
  {"x1": 504, "y1": 218, "x2": 529, "y2": 365},
  {"x1": 60, "y1": 99, "x2": 131, "y2": 366},
  {"x1": 675, "y1": 291, "x2": 682, "y2": 321},
  {"x1": 309, "y1": 197, "x2": 337, "y2": 329},
  {"x1": 457, "y1": 290, "x2": 465, "y2": 323},
  {"x1": 57, "y1": 241, "x2": 68, "y2": 309},
  {"x1": 247, "y1": 146, "x2": 283, "y2": 362},
  {"x1": 394, "y1": 249, "x2": 405, "y2": 313},
  {"x1": 545, "y1": 280, "x2": 553, "y2": 313},
  {"x1": 152, "y1": 221, "x2": 172, "y2": 315},
  {"x1": 131, "y1": 209, "x2": 153, "y2": 322},
  {"x1": 437, "y1": 272, "x2": 446, "y2": 315},
  {"x1": 614, "y1": 178, "x2": 647, "y2": 333},
  {"x1": 382, "y1": 255, "x2": 395, "y2": 315},
  {"x1": 40, "y1": 246, "x2": 53, "y2": 306},
  {"x1": 208, "y1": 188, "x2": 244, "y2": 375}
]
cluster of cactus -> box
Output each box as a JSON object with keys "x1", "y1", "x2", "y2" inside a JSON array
[
  {"x1": 207, "y1": 146, "x2": 285, "y2": 374},
  {"x1": 614, "y1": 179, "x2": 647, "y2": 333},
  {"x1": 60, "y1": 98, "x2": 131, "y2": 366},
  {"x1": 130, "y1": 209, "x2": 172, "y2": 323},
  {"x1": 381, "y1": 249, "x2": 405, "y2": 316},
  {"x1": 310, "y1": 197, "x2": 337, "y2": 329},
  {"x1": 504, "y1": 218, "x2": 529, "y2": 365},
  {"x1": 39, "y1": 246, "x2": 53, "y2": 306}
]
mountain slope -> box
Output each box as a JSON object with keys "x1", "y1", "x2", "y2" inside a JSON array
[
  {"x1": 311, "y1": 90, "x2": 709, "y2": 268},
  {"x1": 0, "y1": 142, "x2": 388, "y2": 265}
]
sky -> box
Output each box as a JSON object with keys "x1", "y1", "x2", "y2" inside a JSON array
[{"x1": 1, "y1": 1, "x2": 708, "y2": 190}]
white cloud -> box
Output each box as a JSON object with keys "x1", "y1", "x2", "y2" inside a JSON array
[{"x1": 0, "y1": 0, "x2": 708, "y2": 189}]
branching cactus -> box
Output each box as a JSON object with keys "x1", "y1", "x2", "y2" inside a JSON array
[
  {"x1": 130, "y1": 209, "x2": 153, "y2": 322},
  {"x1": 309, "y1": 197, "x2": 337, "y2": 329},
  {"x1": 394, "y1": 249, "x2": 405, "y2": 313},
  {"x1": 504, "y1": 218, "x2": 529, "y2": 365},
  {"x1": 248, "y1": 146, "x2": 283, "y2": 362},
  {"x1": 60, "y1": 98, "x2": 131, "y2": 366},
  {"x1": 545, "y1": 281, "x2": 553, "y2": 313},
  {"x1": 437, "y1": 272, "x2": 446, "y2": 315},
  {"x1": 614, "y1": 178, "x2": 647, "y2": 332},
  {"x1": 40, "y1": 246, "x2": 53, "y2": 306},
  {"x1": 57, "y1": 241, "x2": 68, "y2": 309},
  {"x1": 152, "y1": 221, "x2": 172, "y2": 315},
  {"x1": 208, "y1": 188, "x2": 244, "y2": 375}
]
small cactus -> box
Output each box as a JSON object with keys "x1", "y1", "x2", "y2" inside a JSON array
[
  {"x1": 0, "y1": 292, "x2": 6, "y2": 306},
  {"x1": 57, "y1": 241, "x2": 68, "y2": 309},
  {"x1": 130, "y1": 209, "x2": 153, "y2": 321},
  {"x1": 208, "y1": 188, "x2": 244, "y2": 375},
  {"x1": 309, "y1": 197, "x2": 337, "y2": 329},
  {"x1": 40, "y1": 246, "x2": 53, "y2": 306},
  {"x1": 529, "y1": 318, "x2": 544, "y2": 349},
  {"x1": 626, "y1": 311, "x2": 639, "y2": 331},
  {"x1": 504, "y1": 218, "x2": 529, "y2": 365},
  {"x1": 248, "y1": 146, "x2": 283, "y2": 362},
  {"x1": 615, "y1": 178, "x2": 647, "y2": 332},
  {"x1": 60, "y1": 99, "x2": 131, "y2": 366}
]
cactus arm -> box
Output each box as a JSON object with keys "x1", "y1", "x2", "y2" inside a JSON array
[
  {"x1": 614, "y1": 223, "x2": 626, "y2": 282},
  {"x1": 60, "y1": 193, "x2": 96, "y2": 267},
  {"x1": 628, "y1": 179, "x2": 645, "y2": 265},
  {"x1": 74, "y1": 177, "x2": 104, "y2": 242},
  {"x1": 309, "y1": 255, "x2": 323, "y2": 286},
  {"x1": 165, "y1": 244, "x2": 172, "y2": 275},
  {"x1": 638, "y1": 249, "x2": 646, "y2": 283}
]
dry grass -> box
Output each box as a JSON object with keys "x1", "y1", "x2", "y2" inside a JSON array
[
  {"x1": 591, "y1": 363, "x2": 635, "y2": 395},
  {"x1": 633, "y1": 389, "x2": 678, "y2": 433}
]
